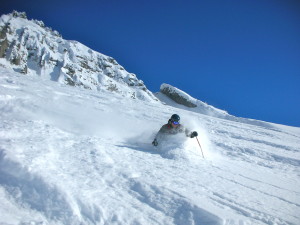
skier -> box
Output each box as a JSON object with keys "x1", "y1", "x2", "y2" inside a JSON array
[{"x1": 152, "y1": 114, "x2": 198, "y2": 146}]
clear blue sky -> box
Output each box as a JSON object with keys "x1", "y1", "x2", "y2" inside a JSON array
[{"x1": 1, "y1": 0, "x2": 300, "y2": 127}]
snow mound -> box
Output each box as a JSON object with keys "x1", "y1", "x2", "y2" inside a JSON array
[{"x1": 0, "y1": 150, "x2": 80, "y2": 225}]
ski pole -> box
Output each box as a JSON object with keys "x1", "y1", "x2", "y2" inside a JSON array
[{"x1": 196, "y1": 136, "x2": 205, "y2": 159}]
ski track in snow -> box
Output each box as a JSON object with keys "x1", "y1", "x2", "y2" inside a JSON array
[{"x1": 0, "y1": 68, "x2": 300, "y2": 225}]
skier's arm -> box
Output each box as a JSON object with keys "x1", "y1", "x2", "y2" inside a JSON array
[
  {"x1": 153, "y1": 125, "x2": 168, "y2": 146},
  {"x1": 155, "y1": 125, "x2": 168, "y2": 138}
]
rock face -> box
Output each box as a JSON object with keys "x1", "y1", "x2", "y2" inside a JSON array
[
  {"x1": 0, "y1": 11, "x2": 157, "y2": 102},
  {"x1": 156, "y1": 83, "x2": 230, "y2": 118},
  {"x1": 160, "y1": 83, "x2": 197, "y2": 108}
]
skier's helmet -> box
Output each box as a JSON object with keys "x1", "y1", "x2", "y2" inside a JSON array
[{"x1": 170, "y1": 114, "x2": 180, "y2": 122}]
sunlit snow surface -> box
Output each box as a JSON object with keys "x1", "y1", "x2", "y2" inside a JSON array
[{"x1": 0, "y1": 68, "x2": 300, "y2": 225}]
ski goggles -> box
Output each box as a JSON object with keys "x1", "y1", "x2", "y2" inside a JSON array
[{"x1": 172, "y1": 121, "x2": 179, "y2": 125}]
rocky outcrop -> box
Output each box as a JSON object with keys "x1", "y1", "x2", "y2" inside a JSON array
[
  {"x1": 0, "y1": 11, "x2": 157, "y2": 102},
  {"x1": 156, "y1": 83, "x2": 230, "y2": 119},
  {"x1": 160, "y1": 84, "x2": 197, "y2": 108}
]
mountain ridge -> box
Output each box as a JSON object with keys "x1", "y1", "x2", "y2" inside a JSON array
[
  {"x1": 0, "y1": 11, "x2": 157, "y2": 102},
  {"x1": 0, "y1": 11, "x2": 232, "y2": 120},
  {"x1": 0, "y1": 11, "x2": 294, "y2": 129}
]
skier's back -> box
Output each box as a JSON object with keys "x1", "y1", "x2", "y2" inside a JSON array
[{"x1": 152, "y1": 114, "x2": 198, "y2": 146}]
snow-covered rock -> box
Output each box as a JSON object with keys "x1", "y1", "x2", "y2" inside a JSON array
[
  {"x1": 156, "y1": 83, "x2": 275, "y2": 128},
  {"x1": 0, "y1": 11, "x2": 157, "y2": 102},
  {"x1": 160, "y1": 83, "x2": 198, "y2": 108},
  {"x1": 158, "y1": 83, "x2": 228, "y2": 116}
]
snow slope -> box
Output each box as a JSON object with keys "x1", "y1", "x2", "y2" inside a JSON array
[{"x1": 1, "y1": 67, "x2": 300, "y2": 225}]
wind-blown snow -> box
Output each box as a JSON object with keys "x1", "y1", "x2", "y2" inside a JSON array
[{"x1": 1, "y1": 67, "x2": 300, "y2": 225}]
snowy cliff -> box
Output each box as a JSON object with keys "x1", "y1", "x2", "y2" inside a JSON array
[{"x1": 0, "y1": 11, "x2": 157, "y2": 102}]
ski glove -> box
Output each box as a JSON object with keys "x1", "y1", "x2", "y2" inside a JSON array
[
  {"x1": 190, "y1": 131, "x2": 198, "y2": 138},
  {"x1": 152, "y1": 139, "x2": 158, "y2": 146}
]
